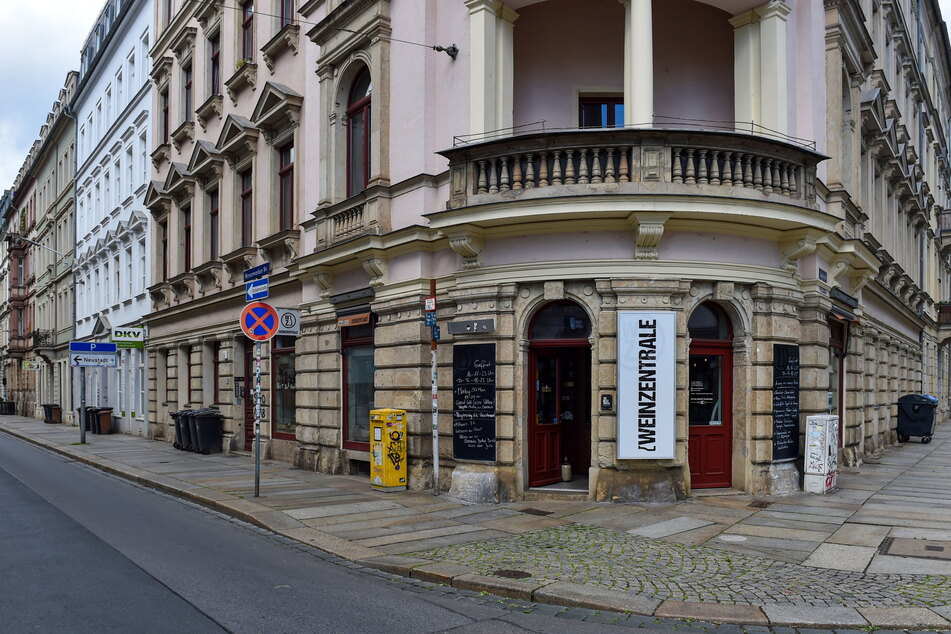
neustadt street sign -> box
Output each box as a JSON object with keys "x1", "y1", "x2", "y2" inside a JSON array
[{"x1": 70, "y1": 352, "x2": 118, "y2": 367}]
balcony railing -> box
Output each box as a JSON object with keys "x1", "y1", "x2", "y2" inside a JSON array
[
  {"x1": 441, "y1": 128, "x2": 823, "y2": 211},
  {"x1": 31, "y1": 329, "x2": 55, "y2": 348}
]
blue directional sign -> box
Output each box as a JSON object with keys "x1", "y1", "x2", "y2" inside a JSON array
[
  {"x1": 245, "y1": 278, "x2": 269, "y2": 302},
  {"x1": 424, "y1": 312, "x2": 436, "y2": 327},
  {"x1": 69, "y1": 341, "x2": 118, "y2": 353},
  {"x1": 244, "y1": 262, "x2": 271, "y2": 283}
]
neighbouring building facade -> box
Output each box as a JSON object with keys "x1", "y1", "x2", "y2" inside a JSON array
[
  {"x1": 73, "y1": 0, "x2": 153, "y2": 435},
  {"x1": 144, "y1": 0, "x2": 307, "y2": 459},
  {"x1": 115, "y1": 0, "x2": 951, "y2": 503},
  {"x1": 0, "y1": 190, "x2": 14, "y2": 405}
]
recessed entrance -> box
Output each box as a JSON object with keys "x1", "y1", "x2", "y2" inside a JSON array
[
  {"x1": 527, "y1": 302, "x2": 592, "y2": 488},
  {"x1": 687, "y1": 302, "x2": 733, "y2": 489}
]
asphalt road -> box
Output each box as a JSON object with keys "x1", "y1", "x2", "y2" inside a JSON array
[{"x1": 0, "y1": 434, "x2": 643, "y2": 634}]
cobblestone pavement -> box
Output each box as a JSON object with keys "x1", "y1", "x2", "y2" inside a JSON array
[{"x1": 413, "y1": 523, "x2": 951, "y2": 608}]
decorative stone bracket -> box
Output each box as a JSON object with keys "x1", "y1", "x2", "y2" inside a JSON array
[
  {"x1": 629, "y1": 213, "x2": 670, "y2": 260},
  {"x1": 257, "y1": 229, "x2": 300, "y2": 269},
  {"x1": 312, "y1": 269, "x2": 333, "y2": 299},
  {"x1": 447, "y1": 228, "x2": 485, "y2": 270},
  {"x1": 362, "y1": 254, "x2": 387, "y2": 288},
  {"x1": 781, "y1": 235, "x2": 818, "y2": 272},
  {"x1": 169, "y1": 272, "x2": 197, "y2": 301},
  {"x1": 193, "y1": 261, "x2": 223, "y2": 294},
  {"x1": 220, "y1": 246, "x2": 258, "y2": 284}
]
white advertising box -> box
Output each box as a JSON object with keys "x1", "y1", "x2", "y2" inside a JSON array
[
  {"x1": 804, "y1": 414, "x2": 839, "y2": 493},
  {"x1": 617, "y1": 311, "x2": 677, "y2": 459}
]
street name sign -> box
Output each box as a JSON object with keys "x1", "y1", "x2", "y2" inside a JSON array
[
  {"x1": 245, "y1": 278, "x2": 269, "y2": 302},
  {"x1": 70, "y1": 352, "x2": 118, "y2": 367},
  {"x1": 69, "y1": 341, "x2": 118, "y2": 353},
  {"x1": 244, "y1": 262, "x2": 271, "y2": 282}
]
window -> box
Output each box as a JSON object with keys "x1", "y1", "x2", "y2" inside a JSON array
[
  {"x1": 126, "y1": 246, "x2": 133, "y2": 296},
  {"x1": 208, "y1": 188, "x2": 219, "y2": 260},
  {"x1": 347, "y1": 68, "x2": 371, "y2": 197},
  {"x1": 209, "y1": 33, "x2": 221, "y2": 95},
  {"x1": 280, "y1": 0, "x2": 294, "y2": 27},
  {"x1": 241, "y1": 1, "x2": 254, "y2": 61},
  {"x1": 182, "y1": 205, "x2": 192, "y2": 271},
  {"x1": 342, "y1": 316, "x2": 374, "y2": 450},
  {"x1": 164, "y1": 0, "x2": 173, "y2": 27},
  {"x1": 212, "y1": 343, "x2": 221, "y2": 404},
  {"x1": 182, "y1": 63, "x2": 193, "y2": 122},
  {"x1": 828, "y1": 319, "x2": 846, "y2": 446},
  {"x1": 579, "y1": 96, "x2": 624, "y2": 128},
  {"x1": 161, "y1": 89, "x2": 170, "y2": 143},
  {"x1": 128, "y1": 50, "x2": 136, "y2": 85},
  {"x1": 278, "y1": 144, "x2": 294, "y2": 230},
  {"x1": 271, "y1": 336, "x2": 296, "y2": 439},
  {"x1": 240, "y1": 169, "x2": 253, "y2": 246}
]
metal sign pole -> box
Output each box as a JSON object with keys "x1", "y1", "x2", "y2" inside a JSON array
[
  {"x1": 254, "y1": 340, "x2": 261, "y2": 497},
  {"x1": 79, "y1": 367, "x2": 86, "y2": 444},
  {"x1": 430, "y1": 279, "x2": 439, "y2": 496}
]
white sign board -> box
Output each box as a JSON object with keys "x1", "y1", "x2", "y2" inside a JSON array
[
  {"x1": 617, "y1": 311, "x2": 676, "y2": 459},
  {"x1": 804, "y1": 415, "x2": 838, "y2": 493},
  {"x1": 70, "y1": 352, "x2": 118, "y2": 368},
  {"x1": 111, "y1": 327, "x2": 144, "y2": 348},
  {"x1": 276, "y1": 308, "x2": 301, "y2": 337}
]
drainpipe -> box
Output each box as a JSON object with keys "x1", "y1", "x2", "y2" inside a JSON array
[{"x1": 62, "y1": 105, "x2": 78, "y2": 424}]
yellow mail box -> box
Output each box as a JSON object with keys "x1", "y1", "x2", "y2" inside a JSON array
[{"x1": 370, "y1": 408, "x2": 407, "y2": 491}]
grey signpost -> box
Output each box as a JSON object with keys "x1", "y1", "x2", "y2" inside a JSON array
[
  {"x1": 70, "y1": 342, "x2": 118, "y2": 444},
  {"x1": 242, "y1": 262, "x2": 272, "y2": 498}
]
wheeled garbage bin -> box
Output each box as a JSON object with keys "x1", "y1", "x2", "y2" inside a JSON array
[
  {"x1": 97, "y1": 408, "x2": 114, "y2": 434},
  {"x1": 897, "y1": 394, "x2": 937, "y2": 444},
  {"x1": 194, "y1": 410, "x2": 223, "y2": 455},
  {"x1": 185, "y1": 409, "x2": 210, "y2": 452},
  {"x1": 170, "y1": 411, "x2": 187, "y2": 449},
  {"x1": 41, "y1": 404, "x2": 55, "y2": 423}
]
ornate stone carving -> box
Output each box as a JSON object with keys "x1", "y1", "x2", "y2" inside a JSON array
[
  {"x1": 362, "y1": 256, "x2": 387, "y2": 288},
  {"x1": 630, "y1": 213, "x2": 670, "y2": 260},
  {"x1": 448, "y1": 231, "x2": 484, "y2": 270}
]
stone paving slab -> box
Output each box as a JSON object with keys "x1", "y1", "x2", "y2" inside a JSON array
[
  {"x1": 760, "y1": 605, "x2": 867, "y2": 627},
  {"x1": 802, "y1": 543, "x2": 876, "y2": 572},
  {"x1": 827, "y1": 523, "x2": 890, "y2": 547},
  {"x1": 533, "y1": 581, "x2": 661, "y2": 614},
  {"x1": 654, "y1": 601, "x2": 768, "y2": 625},
  {"x1": 627, "y1": 516, "x2": 714, "y2": 538},
  {"x1": 858, "y1": 606, "x2": 950, "y2": 628}
]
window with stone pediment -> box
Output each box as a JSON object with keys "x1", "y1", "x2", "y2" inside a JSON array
[{"x1": 347, "y1": 66, "x2": 371, "y2": 197}]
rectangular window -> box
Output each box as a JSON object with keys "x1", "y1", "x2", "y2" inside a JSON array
[
  {"x1": 212, "y1": 343, "x2": 221, "y2": 404},
  {"x1": 278, "y1": 144, "x2": 294, "y2": 231},
  {"x1": 272, "y1": 336, "x2": 296, "y2": 439},
  {"x1": 182, "y1": 63, "x2": 193, "y2": 122},
  {"x1": 240, "y1": 169, "x2": 253, "y2": 246},
  {"x1": 579, "y1": 96, "x2": 624, "y2": 128},
  {"x1": 209, "y1": 33, "x2": 221, "y2": 95},
  {"x1": 342, "y1": 317, "x2": 374, "y2": 450},
  {"x1": 161, "y1": 89, "x2": 170, "y2": 143},
  {"x1": 241, "y1": 1, "x2": 254, "y2": 60},
  {"x1": 182, "y1": 205, "x2": 192, "y2": 271},
  {"x1": 280, "y1": 0, "x2": 294, "y2": 27},
  {"x1": 126, "y1": 246, "x2": 134, "y2": 296},
  {"x1": 208, "y1": 188, "x2": 219, "y2": 260},
  {"x1": 159, "y1": 221, "x2": 168, "y2": 280}
]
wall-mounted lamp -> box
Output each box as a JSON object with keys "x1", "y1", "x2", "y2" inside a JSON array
[{"x1": 433, "y1": 44, "x2": 458, "y2": 60}]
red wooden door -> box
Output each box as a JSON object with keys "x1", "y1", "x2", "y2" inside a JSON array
[
  {"x1": 244, "y1": 345, "x2": 255, "y2": 451},
  {"x1": 529, "y1": 349, "x2": 563, "y2": 486},
  {"x1": 688, "y1": 343, "x2": 733, "y2": 488}
]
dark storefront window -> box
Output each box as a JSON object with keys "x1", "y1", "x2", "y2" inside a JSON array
[
  {"x1": 829, "y1": 319, "x2": 846, "y2": 446},
  {"x1": 272, "y1": 336, "x2": 296, "y2": 439},
  {"x1": 342, "y1": 316, "x2": 374, "y2": 450}
]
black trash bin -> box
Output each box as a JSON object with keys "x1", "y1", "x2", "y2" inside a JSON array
[
  {"x1": 897, "y1": 394, "x2": 937, "y2": 443},
  {"x1": 194, "y1": 410, "x2": 223, "y2": 455},
  {"x1": 41, "y1": 404, "x2": 54, "y2": 423},
  {"x1": 82, "y1": 406, "x2": 99, "y2": 432},
  {"x1": 170, "y1": 410, "x2": 188, "y2": 450},
  {"x1": 0, "y1": 401, "x2": 13, "y2": 415},
  {"x1": 185, "y1": 409, "x2": 206, "y2": 452}
]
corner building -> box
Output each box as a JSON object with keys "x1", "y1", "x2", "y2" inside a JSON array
[{"x1": 146, "y1": 0, "x2": 951, "y2": 503}]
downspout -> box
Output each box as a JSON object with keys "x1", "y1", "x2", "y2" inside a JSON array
[{"x1": 62, "y1": 105, "x2": 78, "y2": 425}]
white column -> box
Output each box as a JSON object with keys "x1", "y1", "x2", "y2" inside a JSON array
[
  {"x1": 623, "y1": 0, "x2": 653, "y2": 128},
  {"x1": 757, "y1": 1, "x2": 790, "y2": 136},
  {"x1": 496, "y1": 5, "x2": 518, "y2": 133},
  {"x1": 467, "y1": 0, "x2": 501, "y2": 137},
  {"x1": 730, "y1": 10, "x2": 760, "y2": 131}
]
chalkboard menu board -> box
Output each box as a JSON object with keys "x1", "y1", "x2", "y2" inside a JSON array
[
  {"x1": 452, "y1": 343, "x2": 497, "y2": 462},
  {"x1": 772, "y1": 344, "x2": 800, "y2": 461}
]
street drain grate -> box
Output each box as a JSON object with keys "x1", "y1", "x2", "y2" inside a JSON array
[
  {"x1": 880, "y1": 538, "x2": 951, "y2": 561},
  {"x1": 520, "y1": 508, "x2": 553, "y2": 516},
  {"x1": 748, "y1": 500, "x2": 772, "y2": 509},
  {"x1": 494, "y1": 569, "x2": 532, "y2": 579}
]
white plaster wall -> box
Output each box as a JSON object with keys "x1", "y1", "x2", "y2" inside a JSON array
[
  {"x1": 659, "y1": 231, "x2": 781, "y2": 268},
  {"x1": 484, "y1": 231, "x2": 632, "y2": 267}
]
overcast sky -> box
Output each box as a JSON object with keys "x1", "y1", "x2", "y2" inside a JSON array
[{"x1": 4, "y1": 0, "x2": 951, "y2": 190}]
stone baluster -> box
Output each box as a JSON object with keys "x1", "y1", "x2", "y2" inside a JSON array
[
  {"x1": 564, "y1": 149, "x2": 576, "y2": 184},
  {"x1": 499, "y1": 156, "x2": 510, "y2": 191},
  {"x1": 789, "y1": 165, "x2": 798, "y2": 195},
  {"x1": 753, "y1": 156, "x2": 763, "y2": 191},
  {"x1": 577, "y1": 148, "x2": 590, "y2": 184},
  {"x1": 684, "y1": 148, "x2": 696, "y2": 184},
  {"x1": 780, "y1": 162, "x2": 790, "y2": 195},
  {"x1": 762, "y1": 158, "x2": 773, "y2": 194},
  {"x1": 604, "y1": 147, "x2": 616, "y2": 183},
  {"x1": 618, "y1": 147, "x2": 630, "y2": 183},
  {"x1": 697, "y1": 149, "x2": 708, "y2": 184},
  {"x1": 721, "y1": 151, "x2": 732, "y2": 185},
  {"x1": 512, "y1": 154, "x2": 523, "y2": 190},
  {"x1": 709, "y1": 150, "x2": 721, "y2": 185},
  {"x1": 537, "y1": 151, "x2": 550, "y2": 187},
  {"x1": 524, "y1": 153, "x2": 536, "y2": 188},
  {"x1": 551, "y1": 150, "x2": 563, "y2": 185},
  {"x1": 477, "y1": 160, "x2": 488, "y2": 194},
  {"x1": 488, "y1": 158, "x2": 499, "y2": 193},
  {"x1": 742, "y1": 154, "x2": 753, "y2": 187},
  {"x1": 672, "y1": 148, "x2": 683, "y2": 183},
  {"x1": 591, "y1": 148, "x2": 603, "y2": 183}
]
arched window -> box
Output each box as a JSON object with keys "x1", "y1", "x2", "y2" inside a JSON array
[
  {"x1": 687, "y1": 302, "x2": 732, "y2": 341},
  {"x1": 347, "y1": 67, "x2": 371, "y2": 197},
  {"x1": 530, "y1": 301, "x2": 591, "y2": 340}
]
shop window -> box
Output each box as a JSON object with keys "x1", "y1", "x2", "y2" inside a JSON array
[
  {"x1": 347, "y1": 67, "x2": 371, "y2": 197},
  {"x1": 272, "y1": 336, "x2": 296, "y2": 439},
  {"x1": 342, "y1": 315, "x2": 374, "y2": 450},
  {"x1": 828, "y1": 319, "x2": 846, "y2": 445},
  {"x1": 687, "y1": 303, "x2": 732, "y2": 340}
]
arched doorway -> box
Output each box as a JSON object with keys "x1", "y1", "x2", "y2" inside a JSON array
[
  {"x1": 687, "y1": 302, "x2": 734, "y2": 489},
  {"x1": 527, "y1": 301, "x2": 592, "y2": 488}
]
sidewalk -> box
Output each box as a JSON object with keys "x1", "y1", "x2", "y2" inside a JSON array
[{"x1": 2, "y1": 415, "x2": 950, "y2": 630}]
